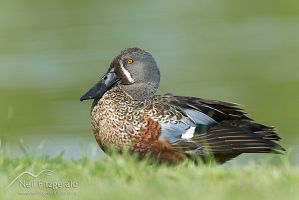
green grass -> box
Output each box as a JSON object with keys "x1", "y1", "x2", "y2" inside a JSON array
[{"x1": 0, "y1": 149, "x2": 298, "y2": 200}]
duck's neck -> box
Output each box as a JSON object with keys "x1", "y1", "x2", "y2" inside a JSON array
[{"x1": 119, "y1": 83, "x2": 158, "y2": 101}]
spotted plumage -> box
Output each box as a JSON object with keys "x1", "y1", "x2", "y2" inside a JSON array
[{"x1": 81, "y1": 47, "x2": 284, "y2": 164}]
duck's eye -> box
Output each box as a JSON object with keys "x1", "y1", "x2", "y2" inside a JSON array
[{"x1": 127, "y1": 59, "x2": 134, "y2": 64}]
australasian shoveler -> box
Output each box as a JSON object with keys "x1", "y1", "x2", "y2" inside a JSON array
[{"x1": 80, "y1": 48, "x2": 284, "y2": 164}]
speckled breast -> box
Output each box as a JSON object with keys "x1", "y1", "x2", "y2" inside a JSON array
[{"x1": 90, "y1": 86, "x2": 146, "y2": 150}]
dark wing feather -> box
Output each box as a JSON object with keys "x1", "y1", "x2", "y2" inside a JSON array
[
  {"x1": 158, "y1": 95, "x2": 284, "y2": 163},
  {"x1": 163, "y1": 95, "x2": 282, "y2": 141},
  {"x1": 163, "y1": 94, "x2": 250, "y2": 121},
  {"x1": 193, "y1": 123, "x2": 283, "y2": 153}
]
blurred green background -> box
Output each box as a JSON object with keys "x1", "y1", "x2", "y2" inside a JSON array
[{"x1": 0, "y1": 0, "x2": 298, "y2": 159}]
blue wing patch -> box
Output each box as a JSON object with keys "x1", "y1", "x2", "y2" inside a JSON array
[
  {"x1": 184, "y1": 109, "x2": 215, "y2": 125},
  {"x1": 159, "y1": 109, "x2": 216, "y2": 143}
]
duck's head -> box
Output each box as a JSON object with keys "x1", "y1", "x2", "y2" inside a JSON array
[{"x1": 80, "y1": 48, "x2": 160, "y2": 101}]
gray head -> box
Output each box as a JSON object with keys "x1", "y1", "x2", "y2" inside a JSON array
[{"x1": 80, "y1": 48, "x2": 160, "y2": 101}]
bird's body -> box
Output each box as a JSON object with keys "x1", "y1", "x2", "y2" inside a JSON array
[{"x1": 81, "y1": 48, "x2": 284, "y2": 164}]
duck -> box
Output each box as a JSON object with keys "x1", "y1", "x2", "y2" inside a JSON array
[{"x1": 80, "y1": 47, "x2": 284, "y2": 164}]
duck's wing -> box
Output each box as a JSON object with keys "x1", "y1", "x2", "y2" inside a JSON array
[
  {"x1": 164, "y1": 94, "x2": 250, "y2": 121},
  {"x1": 156, "y1": 95, "x2": 284, "y2": 163}
]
